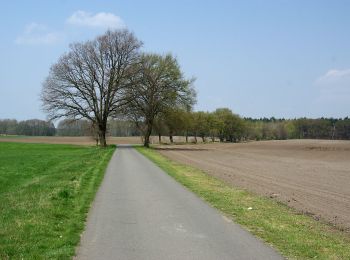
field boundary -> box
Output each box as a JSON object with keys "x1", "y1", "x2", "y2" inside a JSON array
[{"x1": 136, "y1": 146, "x2": 350, "y2": 259}]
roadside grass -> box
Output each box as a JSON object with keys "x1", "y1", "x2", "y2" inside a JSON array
[
  {"x1": 0, "y1": 142, "x2": 115, "y2": 259},
  {"x1": 136, "y1": 146, "x2": 350, "y2": 260}
]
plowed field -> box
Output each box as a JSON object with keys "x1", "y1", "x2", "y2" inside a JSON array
[{"x1": 157, "y1": 140, "x2": 350, "y2": 230}]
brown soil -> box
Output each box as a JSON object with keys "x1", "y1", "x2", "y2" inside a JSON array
[
  {"x1": 156, "y1": 139, "x2": 350, "y2": 231},
  {"x1": 0, "y1": 136, "x2": 143, "y2": 145},
  {"x1": 0, "y1": 135, "x2": 202, "y2": 145}
]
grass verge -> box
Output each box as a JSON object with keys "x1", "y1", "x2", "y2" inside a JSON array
[
  {"x1": 136, "y1": 146, "x2": 350, "y2": 260},
  {"x1": 0, "y1": 142, "x2": 115, "y2": 259}
]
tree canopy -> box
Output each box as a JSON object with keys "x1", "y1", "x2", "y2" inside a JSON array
[
  {"x1": 41, "y1": 29, "x2": 142, "y2": 146},
  {"x1": 125, "y1": 53, "x2": 196, "y2": 147}
]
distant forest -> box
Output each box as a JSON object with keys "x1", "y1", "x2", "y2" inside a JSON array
[
  {"x1": 0, "y1": 119, "x2": 140, "y2": 137},
  {"x1": 0, "y1": 110, "x2": 349, "y2": 141}
]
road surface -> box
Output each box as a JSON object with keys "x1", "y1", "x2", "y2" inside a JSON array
[{"x1": 75, "y1": 145, "x2": 283, "y2": 260}]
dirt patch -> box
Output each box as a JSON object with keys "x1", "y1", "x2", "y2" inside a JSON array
[
  {"x1": 157, "y1": 139, "x2": 350, "y2": 231},
  {"x1": 0, "y1": 136, "x2": 143, "y2": 145},
  {"x1": 0, "y1": 135, "x2": 203, "y2": 145}
]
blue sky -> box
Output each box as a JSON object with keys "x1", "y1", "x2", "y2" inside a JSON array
[{"x1": 0, "y1": 0, "x2": 349, "y2": 120}]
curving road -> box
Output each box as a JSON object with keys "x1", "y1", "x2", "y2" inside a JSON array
[{"x1": 75, "y1": 145, "x2": 283, "y2": 260}]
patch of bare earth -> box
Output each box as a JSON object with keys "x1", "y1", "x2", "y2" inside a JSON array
[
  {"x1": 0, "y1": 135, "x2": 201, "y2": 145},
  {"x1": 0, "y1": 136, "x2": 143, "y2": 145},
  {"x1": 156, "y1": 139, "x2": 350, "y2": 231}
]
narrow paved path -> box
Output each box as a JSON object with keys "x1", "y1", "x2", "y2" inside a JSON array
[{"x1": 75, "y1": 146, "x2": 282, "y2": 260}]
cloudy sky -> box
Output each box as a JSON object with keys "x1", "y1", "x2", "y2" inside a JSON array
[{"x1": 0, "y1": 0, "x2": 349, "y2": 120}]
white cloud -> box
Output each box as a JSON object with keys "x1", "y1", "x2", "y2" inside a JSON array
[
  {"x1": 315, "y1": 68, "x2": 350, "y2": 93},
  {"x1": 312, "y1": 69, "x2": 350, "y2": 116},
  {"x1": 15, "y1": 11, "x2": 125, "y2": 45},
  {"x1": 66, "y1": 10, "x2": 125, "y2": 29},
  {"x1": 316, "y1": 68, "x2": 350, "y2": 84},
  {"x1": 15, "y1": 22, "x2": 61, "y2": 45}
]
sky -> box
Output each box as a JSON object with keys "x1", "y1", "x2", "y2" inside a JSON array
[{"x1": 0, "y1": 0, "x2": 349, "y2": 120}]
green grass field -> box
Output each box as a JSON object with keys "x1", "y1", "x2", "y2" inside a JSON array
[
  {"x1": 0, "y1": 142, "x2": 115, "y2": 259},
  {"x1": 137, "y1": 146, "x2": 350, "y2": 260}
]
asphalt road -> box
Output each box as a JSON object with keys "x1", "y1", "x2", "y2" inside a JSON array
[{"x1": 75, "y1": 145, "x2": 283, "y2": 260}]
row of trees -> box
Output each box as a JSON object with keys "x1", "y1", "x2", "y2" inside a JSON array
[
  {"x1": 150, "y1": 108, "x2": 245, "y2": 143},
  {"x1": 244, "y1": 117, "x2": 350, "y2": 140},
  {"x1": 1, "y1": 116, "x2": 349, "y2": 141},
  {"x1": 0, "y1": 118, "x2": 140, "y2": 137},
  {"x1": 149, "y1": 110, "x2": 350, "y2": 143},
  {"x1": 0, "y1": 119, "x2": 55, "y2": 136}
]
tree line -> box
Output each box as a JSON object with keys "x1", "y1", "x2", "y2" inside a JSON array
[
  {"x1": 0, "y1": 119, "x2": 55, "y2": 136},
  {"x1": 145, "y1": 109, "x2": 350, "y2": 142},
  {"x1": 244, "y1": 117, "x2": 350, "y2": 140},
  {"x1": 0, "y1": 119, "x2": 140, "y2": 137},
  {"x1": 1, "y1": 115, "x2": 349, "y2": 141}
]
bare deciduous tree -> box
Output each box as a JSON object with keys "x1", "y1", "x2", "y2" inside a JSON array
[
  {"x1": 126, "y1": 53, "x2": 196, "y2": 147},
  {"x1": 41, "y1": 29, "x2": 142, "y2": 147}
]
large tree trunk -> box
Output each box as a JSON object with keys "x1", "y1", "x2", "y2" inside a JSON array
[
  {"x1": 185, "y1": 131, "x2": 188, "y2": 143},
  {"x1": 158, "y1": 133, "x2": 161, "y2": 144},
  {"x1": 98, "y1": 129, "x2": 107, "y2": 147},
  {"x1": 194, "y1": 134, "x2": 197, "y2": 143},
  {"x1": 144, "y1": 134, "x2": 150, "y2": 147},
  {"x1": 144, "y1": 120, "x2": 153, "y2": 147},
  {"x1": 169, "y1": 133, "x2": 174, "y2": 143}
]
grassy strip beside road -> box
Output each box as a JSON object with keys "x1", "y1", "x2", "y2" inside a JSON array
[
  {"x1": 0, "y1": 142, "x2": 115, "y2": 259},
  {"x1": 136, "y1": 146, "x2": 350, "y2": 260}
]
